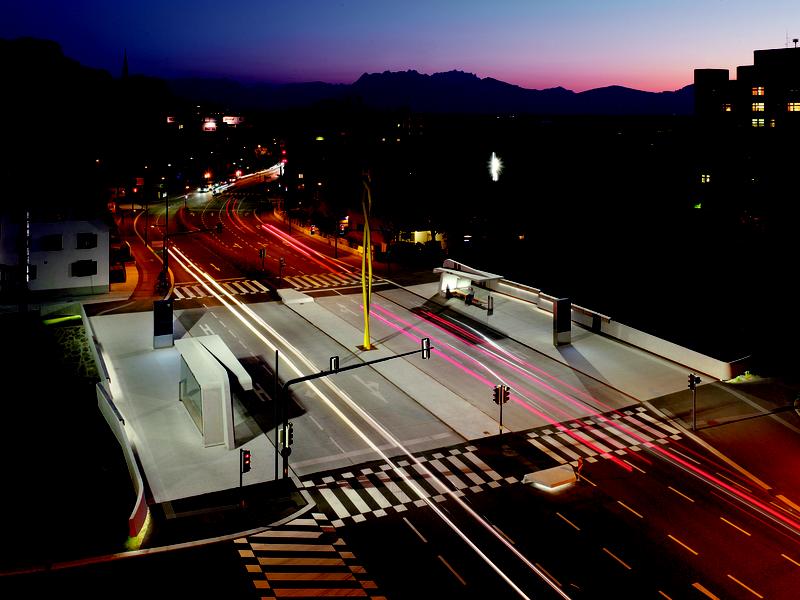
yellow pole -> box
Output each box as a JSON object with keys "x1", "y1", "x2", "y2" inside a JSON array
[{"x1": 361, "y1": 178, "x2": 373, "y2": 350}]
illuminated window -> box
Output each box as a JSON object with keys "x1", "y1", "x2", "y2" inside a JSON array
[
  {"x1": 770, "y1": 118, "x2": 776, "y2": 128},
  {"x1": 700, "y1": 174, "x2": 711, "y2": 184},
  {"x1": 751, "y1": 118, "x2": 765, "y2": 127},
  {"x1": 752, "y1": 86, "x2": 765, "y2": 96},
  {"x1": 752, "y1": 102, "x2": 765, "y2": 112},
  {"x1": 722, "y1": 103, "x2": 732, "y2": 112},
  {"x1": 788, "y1": 102, "x2": 800, "y2": 111}
]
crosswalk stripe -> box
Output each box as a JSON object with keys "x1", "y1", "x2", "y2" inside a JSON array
[
  {"x1": 191, "y1": 285, "x2": 205, "y2": 297},
  {"x1": 375, "y1": 470, "x2": 414, "y2": 504},
  {"x1": 555, "y1": 431, "x2": 599, "y2": 458},
  {"x1": 249, "y1": 543, "x2": 336, "y2": 552},
  {"x1": 569, "y1": 426, "x2": 614, "y2": 456},
  {"x1": 260, "y1": 557, "x2": 345, "y2": 566},
  {"x1": 273, "y1": 588, "x2": 367, "y2": 597},
  {"x1": 338, "y1": 481, "x2": 373, "y2": 515},
  {"x1": 622, "y1": 414, "x2": 667, "y2": 439},
  {"x1": 318, "y1": 487, "x2": 351, "y2": 520},
  {"x1": 584, "y1": 423, "x2": 628, "y2": 452},
  {"x1": 299, "y1": 275, "x2": 320, "y2": 288},
  {"x1": 180, "y1": 286, "x2": 196, "y2": 298},
  {"x1": 241, "y1": 280, "x2": 260, "y2": 293},
  {"x1": 446, "y1": 455, "x2": 487, "y2": 486},
  {"x1": 173, "y1": 287, "x2": 186, "y2": 299},
  {"x1": 265, "y1": 572, "x2": 357, "y2": 581},
  {"x1": 357, "y1": 475, "x2": 393, "y2": 510},
  {"x1": 541, "y1": 434, "x2": 583, "y2": 461},
  {"x1": 232, "y1": 281, "x2": 250, "y2": 293},
  {"x1": 529, "y1": 437, "x2": 568, "y2": 463},
  {"x1": 249, "y1": 279, "x2": 270, "y2": 291},
  {"x1": 251, "y1": 530, "x2": 323, "y2": 539},
  {"x1": 638, "y1": 411, "x2": 682, "y2": 436},
  {"x1": 430, "y1": 458, "x2": 469, "y2": 490},
  {"x1": 222, "y1": 283, "x2": 237, "y2": 294},
  {"x1": 328, "y1": 272, "x2": 353, "y2": 285},
  {"x1": 600, "y1": 422, "x2": 644, "y2": 446},
  {"x1": 463, "y1": 451, "x2": 504, "y2": 481},
  {"x1": 411, "y1": 462, "x2": 450, "y2": 495},
  {"x1": 286, "y1": 276, "x2": 311, "y2": 289},
  {"x1": 309, "y1": 273, "x2": 335, "y2": 287}
]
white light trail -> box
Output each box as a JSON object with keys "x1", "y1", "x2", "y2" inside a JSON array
[{"x1": 168, "y1": 246, "x2": 570, "y2": 600}]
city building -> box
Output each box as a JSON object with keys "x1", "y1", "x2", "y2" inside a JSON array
[
  {"x1": 694, "y1": 46, "x2": 800, "y2": 130},
  {"x1": 0, "y1": 214, "x2": 111, "y2": 300}
]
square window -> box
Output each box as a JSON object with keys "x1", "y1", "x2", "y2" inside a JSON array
[
  {"x1": 788, "y1": 102, "x2": 800, "y2": 112},
  {"x1": 39, "y1": 233, "x2": 63, "y2": 251},
  {"x1": 76, "y1": 232, "x2": 98, "y2": 249},
  {"x1": 751, "y1": 118, "x2": 765, "y2": 128},
  {"x1": 752, "y1": 86, "x2": 765, "y2": 96},
  {"x1": 71, "y1": 260, "x2": 98, "y2": 277},
  {"x1": 752, "y1": 102, "x2": 765, "y2": 112}
]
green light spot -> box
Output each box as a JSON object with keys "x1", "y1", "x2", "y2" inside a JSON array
[
  {"x1": 693, "y1": 203, "x2": 702, "y2": 209},
  {"x1": 42, "y1": 315, "x2": 82, "y2": 326},
  {"x1": 315, "y1": 136, "x2": 324, "y2": 141}
]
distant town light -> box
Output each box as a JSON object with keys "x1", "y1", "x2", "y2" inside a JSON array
[{"x1": 489, "y1": 152, "x2": 503, "y2": 182}]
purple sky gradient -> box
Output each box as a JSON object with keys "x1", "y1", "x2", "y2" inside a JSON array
[{"x1": 4, "y1": 1, "x2": 800, "y2": 91}]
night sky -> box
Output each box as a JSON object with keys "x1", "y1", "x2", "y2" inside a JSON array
[{"x1": 4, "y1": 1, "x2": 800, "y2": 91}]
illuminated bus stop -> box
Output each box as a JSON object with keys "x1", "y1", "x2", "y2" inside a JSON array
[{"x1": 174, "y1": 335, "x2": 253, "y2": 450}]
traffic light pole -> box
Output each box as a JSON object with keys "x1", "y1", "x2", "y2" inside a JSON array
[
  {"x1": 275, "y1": 338, "x2": 432, "y2": 480},
  {"x1": 688, "y1": 373, "x2": 700, "y2": 431}
]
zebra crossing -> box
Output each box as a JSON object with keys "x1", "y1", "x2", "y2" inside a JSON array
[
  {"x1": 172, "y1": 278, "x2": 270, "y2": 300},
  {"x1": 525, "y1": 405, "x2": 683, "y2": 466},
  {"x1": 298, "y1": 407, "x2": 682, "y2": 528},
  {"x1": 301, "y1": 445, "x2": 517, "y2": 528},
  {"x1": 284, "y1": 272, "x2": 380, "y2": 291},
  {"x1": 236, "y1": 512, "x2": 385, "y2": 598}
]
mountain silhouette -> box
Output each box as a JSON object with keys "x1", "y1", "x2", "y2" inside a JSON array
[{"x1": 168, "y1": 69, "x2": 693, "y2": 115}]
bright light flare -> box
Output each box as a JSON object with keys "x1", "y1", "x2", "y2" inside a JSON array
[{"x1": 489, "y1": 151, "x2": 502, "y2": 181}]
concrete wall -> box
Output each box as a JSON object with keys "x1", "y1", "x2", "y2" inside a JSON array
[
  {"x1": 478, "y1": 270, "x2": 748, "y2": 381},
  {"x1": 81, "y1": 305, "x2": 148, "y2": 539}
]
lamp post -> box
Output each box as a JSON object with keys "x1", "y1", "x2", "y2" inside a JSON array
[{"x1": 157, "y1": 187, "x2": 170, "y2": 292}]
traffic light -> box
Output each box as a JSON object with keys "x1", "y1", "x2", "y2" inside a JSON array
[
  {"x1": 502, "y1": 385, "x2": 510, "y2": 404},
  {"x1": 241, "y1": 448, "x2": 251, "y2": 473},
  {"x1": 688, "y1": 374, "x2": 700, "y2": 390},
  {"x1": 421, "y1": 337, "x2": 431, "y2": 359},
  {"x1": 493, "y1": 384, "x2": 501, "y2": 404},
  {"x1": 288, "y1": 422, "x2": 294, "y2": 446}
]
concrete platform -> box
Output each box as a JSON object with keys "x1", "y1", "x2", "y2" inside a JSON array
[
  {"x1": 277, "y1": 288, "x2": 314, "y2": 305},
  {"x1": 522, "y1": 465, "x2": 577, "y2": 490}
]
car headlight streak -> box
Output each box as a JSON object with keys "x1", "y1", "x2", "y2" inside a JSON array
[{"x1": 168, "y1": 246, "x2": 570, "y2": 600}]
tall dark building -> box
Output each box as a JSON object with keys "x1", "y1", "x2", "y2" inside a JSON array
[{"x1": 695, "y1": 47, "x2": 800, "y2": 130}]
